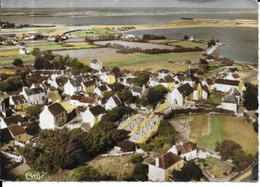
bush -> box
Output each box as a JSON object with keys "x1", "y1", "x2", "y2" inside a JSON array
[
  {"x1": 147, "y1": 85, "x2": 168, "y2": 105},
  {"x1": 117, "y1": 141, "x2": 135, "y2": 152},
  {"x1": 172, "y1": 161, "x2": 203, "y2": 181},
  {"x1": 131, "y1": 154, "x2": 143, "y2": 164},
  {"x1": 243, "y1": 83, "x2": 258, "y2": 110},
  {"x1": 12, "y1": 58, "x2": 23, "y2": 67},
  {"x1": 68, "y1": 166, "x2": 101, "y2": 181}
]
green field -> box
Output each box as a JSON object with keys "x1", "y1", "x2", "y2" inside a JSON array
[
  {"x1": 29, "y1": 42, "x2": 97, "y2": 51},
  {"x1": 0, "y1": 54, "x2": 35, "y2": 65},
  {"x1": 198, "y1": 116, "x2": 224, "y2": 150},
  {"x1": 70, "y1": 29, "x2": 117, "y2": 37},
  {"x1": 202, "y1": 92, "x2": 223, "y2": 104},
  {"x1": 171, "y1": 40, "x2": 207, "y2": 49},
  {"x1": 103, "y1": 51, "x2": 204, "y2": 68}
]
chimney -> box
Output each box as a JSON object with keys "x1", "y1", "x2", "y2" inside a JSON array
[{"x1": 155, "y1": 157, "x2": 160, "y2": 167}]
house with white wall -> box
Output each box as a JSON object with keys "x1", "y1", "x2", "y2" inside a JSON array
[
  {"x1": 82, "y1": 105, "x2": 106, "y2": 127},
  {"x1": 21, "y1": 87, "x2": 45, "y2": 104},
  {"x1": 39, "y1": 103, "x2": 67, "y2": 130},
  {"x1": 168, "y1": 141, "x2": 197, "y2": 161},
  {"x1": 148, "y1": 152, "x2": 185, "y2": 181},
  {"x1": 105, "y1": 95, "x2": 122, "y2": 111}
]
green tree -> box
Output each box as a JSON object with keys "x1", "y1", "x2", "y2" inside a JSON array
[
  {"x1": 133, "y1": 73, "x2": 149, "y2": 86},
  {"x1": 183, "y1": 35, "x2": 189, "y2": 40},
  {"x1": 31, "y1": 48, "x2": 40, "y2": 56},
  {"x1": 101, "y1": 106, "x2": 133, "y2": 123},
  {"x1": 119, "y1": 89, "x2": 133, "y2": 104},
  {"x1": 215, "y1": 140, "x2": 241, "y2": 161},
  {"x1": 26, "y1": 121, "x2": 40, "y2": 135},
  {"x1": 26, "y1": 105, "x2": 43, "y2": 119},
  {"x1": 158, "y1": 120, "x2": 178, "y2": 137},
  {"x1": 147, "y1": 85, "x2": 168, "y2": 105},
  {"x1": 12, "y1": 58, "x2": 23, "y2": 67},
  {"x1": 172, "y1": 161, "x2": 203, "y2": 181},
  {"x1": 243, "y1": 83, "x2": 258, "y2": 110}
]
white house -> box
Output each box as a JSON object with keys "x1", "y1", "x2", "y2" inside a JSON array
[
  {"x1": 94, "y1": 85, "x2": 111, "y2": 97},
  {"x1": 131, "y1": 86, "x2": 146, "y2": 98},
  {"x1": 64, "y1": 77, "x2": 83, "y2": 96},
  {"x1": 201, "y1": 85, "x2": 210, "y2": 99},
  {"x1": 221, "y1": 94, "x2": 238, "y2": 113},
  {"x1": 90, "y1": 59, "x2": 103, "y2": 70},
  {"x1": 82, "y1": 105, "x2": 106, "y2": 127},
  {"x1": 168, "y1": 141, "x2": 197, "y2": 161},
  {"x1": 39, "y1": 103, "x2": 67, "y2": 130},
  {"x1": 212, "y1": 79, "x2": 241, "y2": 92},
  {"x1": 168, "y1": 83, "x2": 194, "y2": 107},
  {"x1": 19, "y1": 46, "x2": 30, "y2": 55},
  {"x1": 21, "y1": 87, "x2": 45, "y2": 104},
  {"x1": 148, "y1": 152, "x2": 184, "y2": 181},
  {"x1": 105, "y1": 95, "x2": 122, "y2": 111}
]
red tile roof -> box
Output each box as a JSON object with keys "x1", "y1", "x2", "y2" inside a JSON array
[
  {"x1": 150, "y1": 152, "x2": 182, "y2": 169},
  {"x1": 8, "y1": 125, "x2": 26, "y2": 136}
]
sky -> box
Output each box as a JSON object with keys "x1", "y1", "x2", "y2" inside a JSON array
[{"x1": 1, "y1": 0, "x2": 258, "y2": 9}]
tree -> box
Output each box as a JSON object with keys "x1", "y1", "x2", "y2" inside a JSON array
[
  {"x1": 119, "y1": 89, "x2": 133, "y2": 104},
  {"x1": 132, "y1": 73, "x2": 149, "y2": 86},
  {"x1": 243, "y1": 83, "x2": 258, "y2": 110},
  {"x1": 31, "y1": 48, "x2": 40, "y2": 56},
  {"x1": 101, "y1": 106, "x2": 133, "y2": 123},
  {"x1": 208, "y1": 39, "x2": 216, "y2": 47},
  {"x1": 12, "y1": 58, "x2": 23, "y2": 67},
  {"x1": 111, "y1": 66, "x2": 121, "y2": 78},
  {"x1": 158, "y1": 120, "x2": 178, "y2": 137},
  {"x1": 26, "y1": 121, "x2": 40, "y2": 135},
  {"x1": 20, "y1": 129, "x2": 80, "y2": 173},
  {"x1": 171, "y1": 161, "x2": 203, "y2": 181},
  {"x1": 26, "y1": 105, "x2": 43, "y2": 119},
  {"x1": 215, "y1": 140, "x2": 241, "y2": 161},
  {"x1": 117, "y1": 141, "x2": 135, "y2": 152},
  {"x1": 109, "y1": 129, "x2": 129, "y2": 143},
  {"x1": 252, "y1": 120, "x2": 258, "y2": 133},
  {"x1": 147, "y1": 85, "x2": 168, "y2": 105},
  {"x1": 184, "y1": 35, "x2": 189, "y2": 40},
  {"x1": 131, "y1": 154, "x2": 143, "y2": 164},
  {"x1": 110, "y1": 82, "x2": 125, "y2": 92}
]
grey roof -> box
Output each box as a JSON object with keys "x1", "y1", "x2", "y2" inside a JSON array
[
  {"x1": 233, "y1": 88, "x2": 240, "y2": 96},
  {"x1": 70, "y1": 80, "x2": 81, "y2": 87},
  {"x1": 223, "y1": 94, "x2": 237, "y2": 104},
  {"x1": 177, "y1": 83, "x2": 194, "y2": 97},
  {"x1": 25, "y1": 87, "x2": 45, "y2": 96},
  {"x1": 132, "y1": 86, "x2": 143, "y2": 94}
]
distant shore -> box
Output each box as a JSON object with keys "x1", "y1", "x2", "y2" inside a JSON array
[{"x1": 90, "y1": 19, "x2": 258, "y2": 30}]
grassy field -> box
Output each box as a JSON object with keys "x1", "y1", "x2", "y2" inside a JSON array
[
  {"x1": 222, "y1": 116, "x2": 258, "y2": 155},
  {"x1": 202, "y1": 92, "x2": 223, "y2": 104},
  {"x1": 171, "y1": 41, "x2": 207, "y2": 49},
  {"x1": 0, "y1": 28, "x2": 56, "y2": 34},
  {"x1": 70, "y1": 29, "x2": 117, "y2": 37},
  {"x1": 100, "y1": 51, "x2": 203, "y2": 70},
  {"x1": 87, "y1": 155, "x2": 135, "y2": 181},
  {"x1": 189, "y1": 115, "x2": 209, "y2": 143},
  {"x1": 197, "y1": 116, "x2": 224, "y2": 150},
  {"x1": 0, "y1": 54, "x2": 35, "y2": 65},
  {"x1": 29, "y1": 42, "x2": 97, "y2": 51}
]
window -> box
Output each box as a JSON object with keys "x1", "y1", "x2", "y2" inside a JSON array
[
  {"x1": 56, "y1": 116, "x2": 58, "y2": 120},
  {"x1": 62, "y1": 113, "x2": 64, "y2": 117}
]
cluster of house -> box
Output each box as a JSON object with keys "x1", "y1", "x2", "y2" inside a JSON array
[
  {"x1": 146, "y1": 140, "x2": 223, "y2": 181},
  {"x1": 0, "y1": 60, "x2": 245, "y2": 175}
]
